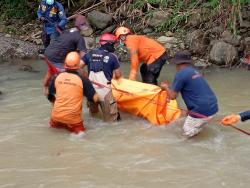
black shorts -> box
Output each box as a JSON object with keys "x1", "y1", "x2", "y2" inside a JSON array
[{"x1": 140, "y1": 52, "x2": 168, "y2": 85}]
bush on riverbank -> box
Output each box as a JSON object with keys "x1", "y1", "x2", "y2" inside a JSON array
[
  {"x1": 0, "y1": 0, "x2": 249, "y2": 34},
  {"x1": 0, "y1": 0, "x2": 249, "y2": 66}
]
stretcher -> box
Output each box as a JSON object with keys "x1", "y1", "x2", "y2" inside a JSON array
[{"x1": 112, "y1": 78, "x2": 181, "y2": 125}]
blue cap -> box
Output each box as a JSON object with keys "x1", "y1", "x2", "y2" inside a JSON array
[{"x1": 171, "y1": 50, "x2": 193, "y2": 65}]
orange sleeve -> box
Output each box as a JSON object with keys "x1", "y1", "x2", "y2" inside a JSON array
[{"x1": 126, "y1": 39, "x2": 139, "y2": 80}]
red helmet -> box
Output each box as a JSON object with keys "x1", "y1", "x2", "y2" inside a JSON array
[
  {"x1": 64, "y1": 52, "x2": 80, "y2": 70},
  {"x1": 115, "y1": 26, "x2": 131, "y2": 39},
  {"x1": 99, "y1": 33, "x2": 117, "y2": 45}
]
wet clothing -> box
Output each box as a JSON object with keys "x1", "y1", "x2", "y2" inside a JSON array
[
  {"x1": 37, "y1": 0, "x2": 67, "y2": 35},
  {"x1": 140, "y1": 52, "x2": 168, "y2": 85},
  {"x1": 172, "y1": 66, "x2": 218, "y2": 118},
  {"x1": 46, "y1": 58, "x2": 64, "y2": 74},
  {"x1": 82, "y1": 46, "x2": 120, "y2": 121},
  {"x1": 48, "y1": 70, "x2": 96, "y2": 126},
  {"x1": 50, "y1": 119, "x2": 85, "y2": 134},
  {"x1": 183, "y1": 115, "x2": 214, "y2": 137},
  {"x1": 124, "y1": 35, "x2": 167, "y2": 84},
  {"x1": 41, "y1": 31, "x2": 59, "y2": 49},
  {"x1": 88, "y1": 91, "x2": 120, "y2": 121},
  {"x1": 82, "y1": 47, "x2": 120, "y2": 81},
  {"x1": 239, "y1": 110, "x2": 250, "y2": 122},
  {"x1": 45, "y1": 28, "x2": 87, "y2": 67}
]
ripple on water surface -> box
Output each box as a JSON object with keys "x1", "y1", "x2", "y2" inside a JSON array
[{"x1": 0, "y1": 63, "x2": 250, "y2": 188}]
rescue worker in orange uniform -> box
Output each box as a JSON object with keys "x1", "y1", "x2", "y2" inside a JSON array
[
  {"x1": 82, "y1": 33, "x2": 122, "y2": 121},
  {"x1": 47, "y1": 52, "x2": 98, "y2": 136},
  {"x1": 115, "y1": 26, "x2": 168, "y2": 85}
]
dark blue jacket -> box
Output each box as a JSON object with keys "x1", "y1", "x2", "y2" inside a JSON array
[
  {"x1": 37, "y1": 0, "x2": 67, "y2": 34},
  {"x1": 239, "y1": 110, "x2": 250, "y2": 122}
]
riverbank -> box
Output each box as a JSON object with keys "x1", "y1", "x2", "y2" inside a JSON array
[
  {"x1": 0, "y1": 33, "x2": 41, "y2": 64},
  {"x1": 0, "y1": 2, "x2": 249, "y2": 67}
]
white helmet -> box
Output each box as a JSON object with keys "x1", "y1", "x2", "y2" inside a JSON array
[{"x1": 46, "y1": 0, "x2": 54, "y2": 5}]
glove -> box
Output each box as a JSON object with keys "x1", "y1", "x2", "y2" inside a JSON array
[{"x1": 220, "y1": 114, "x2": 241, "y2": 126}]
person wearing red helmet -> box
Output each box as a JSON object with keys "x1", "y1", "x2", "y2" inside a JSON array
[
  {"x1": 115, "y1": 26, "x2": 168, "y2": 85},
  {"x1": 82, "y1": 33, "x2": 122, "y2": 121},
  {"x1": 47, "y1": 52, "x2": 99, "y2": 136}
]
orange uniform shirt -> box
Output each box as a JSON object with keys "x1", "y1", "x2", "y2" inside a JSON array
[
  {"x1": 50, "y1": 72, "x2": 95, "y2": 124},
  {"x1": 125, "y1": 35, "x2": 166, "y2": 79}
]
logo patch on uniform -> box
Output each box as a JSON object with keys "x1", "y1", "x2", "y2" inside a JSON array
[
  {"x1": 103, "y1": 56, "x2": 109, "y2": 63},
  {"x1": 49, "y1": 7, "x2": 58, "y2": 17},
  {"x1": 59, "y1": 11, "x2": 64, "y2": 16},
  {"x1": 41, "y1": 5, "x2": 46, "y2": 12}
]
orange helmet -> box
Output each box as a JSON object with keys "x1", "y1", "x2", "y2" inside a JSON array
[
  {"x1": 99, "y1": 33, "x2": 117, "y2": 45},
  {"x1": 64, "y1": 52, "x2": 80, "y2": 70},
  {"x1": 115, "y1": 26, "x2": 131, "y2": 39}
]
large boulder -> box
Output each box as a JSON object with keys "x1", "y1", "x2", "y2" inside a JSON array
[
  {"x1": 101, "y1": 25, "x2": 116, "y2": 34},
  {"x1": 146, "y1": 11, "x2": 170, "y2": 27},
  {"x1": 87, "y1": 10, "x2": 113, "y2": 29},
  {"x1": 242, "y1": 7, "x2": 250, "y2": 21},
  {"x1": 0, "y1": 34, "x2": 40, "y2": 63},
  {"x1": 84, "y1": 37, "x2": 96, "y2": 50},
  {"x1": 185, "y1": 29, "x2": 207, "y2": 54},
  {"x1": 187, "y1": 10, "x2": 202, "y2": 27},
  {"x1": 221, "y1": 30, "x2": 241, "y2": 46},
  {"x1": 80, "y1": 27, "x2": 94, "y2": 37},
  {"x1": 157, "y1": 36, "x2": 177, "y2": 44},
  {"x1": 240, "y1": 21, "x2": 250, "y2": 29},
  {"x1": 209, "y1": 41, "x2": 238, "y2": 66}
]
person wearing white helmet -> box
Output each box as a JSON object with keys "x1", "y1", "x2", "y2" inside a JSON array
[{"x1": 37, "y1": 0, "x2": 67, "y2": 53}]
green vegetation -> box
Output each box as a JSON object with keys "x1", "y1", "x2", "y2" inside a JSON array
[
  {"x1": 128, "y1": 0, "x2": 249, "y2": 33},
  {"x1": 0, "y1": 0, "x2": 29, "y2": 20},
  {"x1": 0, "y1": 0, "x2": 249, "y2": 34}
]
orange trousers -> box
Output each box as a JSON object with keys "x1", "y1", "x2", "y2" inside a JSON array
[{"x1": 49, "y1": 119, "x2": 85, "y2": 134}]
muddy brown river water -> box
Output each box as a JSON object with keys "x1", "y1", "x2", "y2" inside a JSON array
[{"x1": 0, "y1": 61, "x2": 250, "y2": 188}]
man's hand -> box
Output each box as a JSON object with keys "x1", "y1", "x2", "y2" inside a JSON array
[
  {"x1": 160, "y1": 81, "x2": 178, "y2": 101},
  {"x1": 160, "y1": 81, "x2": 169, "y2": 90},
  {"x1": 129, "y1": 71, "x2": 136, "y2": 81},
  {"x1": 159, "y1": 81, "x2": 170, "y2": 103}
]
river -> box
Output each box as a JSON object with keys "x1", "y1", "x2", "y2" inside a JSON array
[{"x1": 0, "y1": 61, "x2": 250, "y2": 188}]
